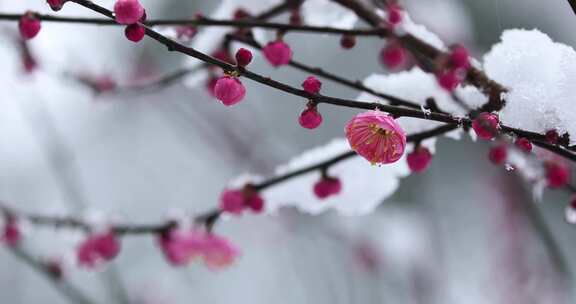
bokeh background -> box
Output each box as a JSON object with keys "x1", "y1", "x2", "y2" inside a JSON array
[{"x1": 0, "y1": 0, "x2": 575, "y2": 303}]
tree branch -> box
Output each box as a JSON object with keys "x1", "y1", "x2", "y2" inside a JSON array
[
  {"x1": 6, "y1": 246, "x2": 95, "y2": 304},
  {"x1": 0, "y1": 13, "x2": 387, "y2": 36}
]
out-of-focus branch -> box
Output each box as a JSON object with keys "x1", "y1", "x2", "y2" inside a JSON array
[
  {"x1": 0, "y1": 124, "x2": 457, "y2": 235},
  {"x1": 6, "y1": 246, "x2": 95, "y2": 304}
]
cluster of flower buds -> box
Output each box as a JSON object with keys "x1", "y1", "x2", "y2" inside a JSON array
[
  {"x1": 219, "y1": 184, "x2": 265, "y2": 215},
  {"x1": 212, "y1": 48, "x2": 253, "y2": 106},
  {"x1": 114, "y1": 0, "x2": 146, "y2": 43},
  {"x1": 436, "y1": 45, "x2": 471, "y2": 91},
  {"x1": 77, "y1": 230, "x2": 120, "y2": 268},
  {"x1": 299, "y1": 76, "x2": 324, "y2": 129}
]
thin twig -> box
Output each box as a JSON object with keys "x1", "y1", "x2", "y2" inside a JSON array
[
  {"x1": 7, "y1": 246, "x2": 95, "y2": 304},
  {"x1": 0, "y1": 13, "x2": 387, "y2": 36}
]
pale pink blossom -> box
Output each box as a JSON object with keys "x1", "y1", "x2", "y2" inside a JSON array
[{"x1": 201, "y1": 234, "x2": 240, "y2": 270}]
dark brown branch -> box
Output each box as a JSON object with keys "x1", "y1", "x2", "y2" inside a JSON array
[
  {"x1": 568, "y1": 0, "x2": 576, "y2": 15},
  {"x1": 0, "y1": 13, "x2": 387, "y2": 36},
  {"x1": 227, "y1": 34, "x2": 422, "y2": 110},
  {"x1": 329, "y1": 0, "x2": 507, "y2": 96},
  {"x1": 0, "y1": 124, "x2": 455, "y2": 234},
  {"x1": 64, "y1": 0, "x2": 576, "y2": 161}
]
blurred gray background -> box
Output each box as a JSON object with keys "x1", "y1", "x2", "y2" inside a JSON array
[{"x1": 0, "y1": 0, "x2": 575, "y2": 303}]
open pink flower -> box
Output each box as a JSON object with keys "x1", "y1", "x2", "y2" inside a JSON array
[
  {"x1": 345, "y1": 111, "x2": 406, "y2": 164},
  {"x1": 214, "y1": 76, "x2": 246, "y2": 106},
  {"x1": 201, "y1": 234, "x2": 240, "y2": 270},
  {"x1": 158, "y1": 228, "x2": 205, "y2": 266},
  {"x1": 158, "y1": 228, "x2": 239, "y2": 270},
  {"x1": 262, "y1": 40, "x2": 292, "y2": 67},
  {"x1": 114, "y1": 0, "x2": 145, "y2": 25}
]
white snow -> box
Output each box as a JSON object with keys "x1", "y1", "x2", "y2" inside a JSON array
[{"x1": 484, "y1": 29, "x2": 576, "y2": 144}]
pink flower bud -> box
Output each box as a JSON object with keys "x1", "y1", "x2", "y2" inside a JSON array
[
  {"x1": 263, "y1": 40, "x2": 292, "y2": 67},
  {"x1": 313, "y1": 177, "x2": 342, "y2": 199},
  {"x1": 407, "y1": 146, "x2": 432, "y2": 173},
  {"x1": 301, "y1": 76, "x2": 322, "y2": 94},
  {"x1": 380, "y1": 43, "x2": 406, "y2": 70},
  {"x1": 219, "y1": 189, "x2": 245, "y2": 215},
  {"x1": 235, "y1": 48, "x2": 253, "y2": 67},
  {"x1": 546, "y1": 161, "x2": 570, "y2": 188},
  {"x1": 233, "y1": 8, "x2": 251, "y2": 20},
  {"x1": 245, "y1": 194, "x2": 264, "y2": 213},
  {"x1": 219, "y1": 188, "x2": 265, "y2": 215},
  {"x1": 514, "y1": 137, "x2": 532, "y2": 153},
  {"x1": 124, "y1": 24, "x2": 145, "y2": 42},
  {"x1": 387, "y1": 4, "x2": 403, "y2": 26},
  {"x1": 212, "y1": 49, "x2": 234, "y2": 65},
  {"x1": 47, "y1": 0, "x2": 66, "y2": 11},
  {"x1": 488, "y1": 144, "x2": 507, "y2": 165},
  {"x1": 345, "y1": 111, "x2": 406, "y2": 164},
  {"x1": 436, "y1": 70, "x2": 461, "y2": 92},
  {"x1": 299, "y1": 106, "x2": 323, "y2": 129},
  {"x1": 77, "y1": 231, "x2": 120, "y2": 268},
  {"x1": 450, "y1": 45, "x2": 470, "y2": 70},
  {"x1": 114, "y1": 0, "x2": 145, "y2": 25},
  {"x1": 46, "y1": 259, "x2": 64, "y2": 279},
  {"x1": 21, "y1": 48, "x2": 37, "y2": 74},
  {"x1": 214, "y1": 76, "x2": 246, "y2": 106},
  {"x1": 340, "y1": 34, "x2": 356, "y2": 50},
  {"x1": 2, "y1": 217, "x2": 20, "y2": 247},
  {"x1": 289, "y1": 9, "x2": 302, "y2": 26},
  {"x1": 19, "y1": 12, "x2": 41, "y2": 40},
  {"x1": 472, "y1": 112, "x2": 499, "y2": 140},
  {"x1": 175, "y1": 26, "x2": 197, "y2": 42}
]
